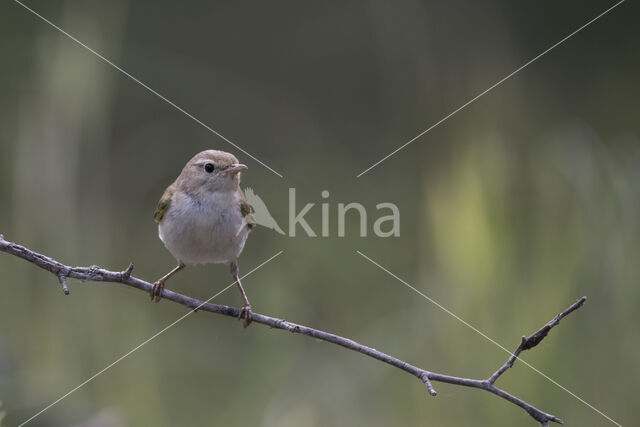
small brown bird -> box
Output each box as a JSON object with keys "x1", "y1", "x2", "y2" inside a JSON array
[{"x1": 151, "y1": 150, "x2": 255, "y2": 326}]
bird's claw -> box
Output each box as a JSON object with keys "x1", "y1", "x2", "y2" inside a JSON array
[
  {"x1": 150, "y1": 280, "x2": 164, "y2": 303},
  {"x1": 239, "y1": 304, "x2": 252, "y2": 328}
]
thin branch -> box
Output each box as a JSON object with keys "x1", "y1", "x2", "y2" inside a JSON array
[
  {"x1": 57, "y1": 270, "x2": 70, "y2": 295},
  {"x1": 488, "y1": 296, "x2": 587, "y2": 385},
  {"x1": 0, "y1": 235, "x2": 586, "y2": 425}
]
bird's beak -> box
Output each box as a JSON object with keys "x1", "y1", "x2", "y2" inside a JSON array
[{"x1": 226, "y1": 164, "x2": 248, "y2": 175}]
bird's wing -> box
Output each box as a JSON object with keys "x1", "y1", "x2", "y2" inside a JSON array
[
  {"x1": 239, "y1": 188, "x2": 256, "y2": 229},
  {"x1": 154, "y1": 182, "x2": 175, "y2": 223}
]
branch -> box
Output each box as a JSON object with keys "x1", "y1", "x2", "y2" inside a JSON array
[
  {"x1": 0, "y1": 234, "x2": 585, "y2": 425},
  {"x1": 488, "y1": 296, "x2": 587, "y2": 385}
]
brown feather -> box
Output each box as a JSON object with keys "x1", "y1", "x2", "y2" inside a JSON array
[
  {"x1": 154, "y1": 182, "x2": 175, "y2": 223},
  {"x1": 239, "y1": 188, "x2": 256, "y2": 229}
]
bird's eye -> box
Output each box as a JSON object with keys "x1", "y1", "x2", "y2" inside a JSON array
[{"x1": 204, "y1": 163, "x2": 215, "y2": 173}]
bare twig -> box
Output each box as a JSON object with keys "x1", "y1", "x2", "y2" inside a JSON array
[
  {"x1": 57, "y1": 270, "x2": 70, "y2": 295},
  {"x1": 0, "y1": 235, "x2": 586, "y2": 425},
  {"x1": 488, "y1": 296, "x2": 587, "y2": 385}
]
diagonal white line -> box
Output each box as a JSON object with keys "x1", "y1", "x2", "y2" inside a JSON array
[
  {"x1": 356, "y1": 250, "x2": 622, "y2": 426},
  {"x1": 13, "y1": 0, "x2": 283, "y2": 178},
  {"x1": 356, "y1": 0, "x2": 626, "y2": 178},
  {"x1": 18, "y1": 250, "x2": 284, "y2": 427}
]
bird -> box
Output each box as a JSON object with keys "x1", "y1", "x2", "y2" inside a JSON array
[
  {"x1": 243, "y1": 187, "x2": 285, "y2": 235},
  {"x1": 151, "y1": 150, "x2": 256, "y2": 326}
]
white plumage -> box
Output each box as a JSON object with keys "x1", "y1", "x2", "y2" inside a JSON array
[{"x1": 159, "y1": 188, "x2": 249, "y2": 265}]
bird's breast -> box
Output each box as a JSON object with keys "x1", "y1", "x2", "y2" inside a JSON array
[{"x1": 158, "y1": 191, "x2": 249, "y2": 265}]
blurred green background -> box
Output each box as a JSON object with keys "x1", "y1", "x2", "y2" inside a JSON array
[{"x1": 1, "y1": 0, "x2": 638, "y2": 425}]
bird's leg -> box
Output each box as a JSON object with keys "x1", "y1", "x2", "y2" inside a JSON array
[
  {"x1": 150, "y1": 263, "x2": 185, "y2": 303},
  {"x1": 230, "y1": 260, "x2": 252, "y2": 327}
]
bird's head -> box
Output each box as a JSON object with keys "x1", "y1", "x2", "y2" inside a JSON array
[{"x1": 178, "y1": 150, "x2": 247, "y2": 195}]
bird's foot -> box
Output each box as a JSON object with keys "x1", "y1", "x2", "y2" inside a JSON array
[
  {"x1": 239, "y1": 304, "x2": 252, "y2": 328},
  {"x1": 150, "y1": 280, "x2": 165, "y2": 303}
]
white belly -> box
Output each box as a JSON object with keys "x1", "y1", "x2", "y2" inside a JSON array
[{"x1": 158, "y1": 191, "x2": 250, "y2": 265}]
